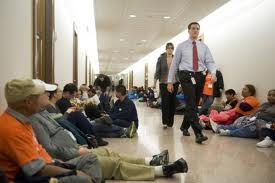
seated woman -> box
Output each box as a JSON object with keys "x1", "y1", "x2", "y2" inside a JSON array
[
  {"x1": 209, "y1": 84, "x2": 260, "y2": 126},
  {"x1": 48, "y1": 84, "x2": 137, "y2": 139},
  {"x1": 211, "y1": 89, "x2": 275, "y2": 138}
]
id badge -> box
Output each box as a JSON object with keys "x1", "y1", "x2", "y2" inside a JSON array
[
  {"x1": 208, "y1": 83, "x2": 213, "y2": 88},
  {"x1": 191, "y1": 77, "x2": 196, "y2": 85}
]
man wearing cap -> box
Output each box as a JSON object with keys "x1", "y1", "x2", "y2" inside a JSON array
[
  {"x1": 0, "y1": 79, "x2": 99, "y2": 182},
  {"x1": 167, "y1": 22, "x2": 217, "y2": 144}
]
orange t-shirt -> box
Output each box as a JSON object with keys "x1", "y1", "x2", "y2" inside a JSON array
[
  {"x1": 0, "y1": 112, "x2": 53, "y2": 181},
  {"x1": 235, "y1": 96, "x2": 260, "y2": 116},
  {"x1": 203, "y1": 73, "x2": 213, "y2": 96}
]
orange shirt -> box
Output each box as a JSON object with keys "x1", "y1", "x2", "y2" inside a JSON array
[
  {"x1": 0, "y1": 111, "x2": 52, "y2": 181},
  {"x1": 235, "y1": 96, "x2": 260, "y2": 116},
  {"x1": 203, "y1": 73, "x2": 213, "y2": 96}
]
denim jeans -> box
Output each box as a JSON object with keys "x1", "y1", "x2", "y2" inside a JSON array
[
  {"x1": 199, "y1": 95, "x2": 214, "y2": 115},
  {"x1": 218, "y1": 124, "x2": 257, "y2": 138}
]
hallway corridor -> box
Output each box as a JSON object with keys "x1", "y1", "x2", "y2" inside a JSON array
[{"x1": 106, "y1": 102, "x2": 275, "y2": 183}]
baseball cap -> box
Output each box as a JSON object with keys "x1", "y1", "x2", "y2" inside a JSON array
[{"x1": 5, "y1": 79, "x2": 57, "y2": 103}]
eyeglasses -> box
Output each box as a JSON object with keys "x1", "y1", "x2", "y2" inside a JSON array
[{"x1": 166, "y1": 47, "x2": 174, "y2": 50}]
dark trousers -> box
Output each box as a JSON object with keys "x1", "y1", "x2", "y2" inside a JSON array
[
  {"x1": 160, "y1": 83, "x2": 179, "y2": 127},
  {"x1": 179, "y1": 71, "x2": 206, "y2": 136},
  {"x1": 67, "y1": 111, "x2": 95, "y2": 136},
  {"x1": 260, "y1": 128, "x2": 275, "y2": 141},
  {"x1": 112, "y1": 119, "x2": 132, "y2": 128}
]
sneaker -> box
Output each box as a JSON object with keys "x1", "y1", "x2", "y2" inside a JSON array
[
  {"x1": 199, "y1": 120, "x2": 206, "y2": 128},
  {"x1": 256, "y1": 137, "x2": 274, "y2": 148},
  {"x1": 210, "y1": 119, "x2": 218, "y2": 133},
  {"x1": 126, "y1": 121, "x2": 137, "y2": 138},
  {"x1": 163, "y1": 124, "x2": 168, "y2": 129},
  {"x1": 150, "y1": 150, "x2": 169, "y2": 166},
  {"x1": 162, "y1": 158, "x2": 188, "y2": 177},
  {"x1": 219, "y1": 129, "x2": 230, "y2": 136}
]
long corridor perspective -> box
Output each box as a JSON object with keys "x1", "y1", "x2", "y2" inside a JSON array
[{"x1": 106, "y1": 102, "x2": 275, "y2": 183}]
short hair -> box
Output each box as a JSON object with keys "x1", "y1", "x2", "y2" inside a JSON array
[
  {"x1": 116, "y1": 85, "x2": 127, "y2": 96},
  {"x1": 165, "y1": 42, "x2": 174, "y2": 49},
  {"x1": 225, "y1": 89, "x2": 236, "y2": 96},
  {"x1": 188, "y1": 22, "x2": 200, "y2": 30},
  {"x1": 89, "y1": 88, "x2": 96, "y2": 94},
  {"x1": 268, "y1": 89, "x2": 275, "y2": 93},
  {"x1": 245, "y1": 84, "x2": 256, "y2": 96},
  {"x1": 63, "y1": 83, "x2": 78, "y2": 95}
]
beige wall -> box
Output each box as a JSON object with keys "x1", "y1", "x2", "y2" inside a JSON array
[
  {"x1": 121, "y1": 0, "x2": 275, "y2": 102},
  {"x1": 202, "y1": 0, "x2": 275, "y2": 102},
  {"x1": 0, "y1": 0, "x2": 32, "y2": 114}
]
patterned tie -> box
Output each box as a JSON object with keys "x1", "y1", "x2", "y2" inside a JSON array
[{"x1": 192, "y1": 41, "x2": 199, "y2": 72}]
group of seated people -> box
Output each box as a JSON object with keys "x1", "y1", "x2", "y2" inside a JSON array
[
  {"x1": 0, "y1": 78, "x2": 188, "y2": 183},
  {"x1": 198, "y1": 84, "x2": 275, "y2": 148}
]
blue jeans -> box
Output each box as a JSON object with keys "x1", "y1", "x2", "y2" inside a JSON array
[
  {"x1": 199, "y1": 95, "x2": 214, "y2": 115},
  {"x1": 91, "y1": 122, "x2": 125, "y2": 138},
  {"x1": 218, "y1": 124, "x2": 257, "y2": 138}
]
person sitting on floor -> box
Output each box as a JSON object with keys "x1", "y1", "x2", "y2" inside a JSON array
[
  {"x1": 29, "y1": 81, "x2": 189, "y2": 181},
  {"x1": 110, "y1": 85, "x2": 139, "y2": 128},
  {"x1": 211, "y1": 89, "x2": 275, "y2": 138},
  {"x1": 208, "y1": 84, "x2": 260, "y2": 126},
  {"x1": 46, "y1": 84, "x2": 136, "y2": 138},
  {"x1": 0, "y1": 78, "x2": 99, "y2": 183}
]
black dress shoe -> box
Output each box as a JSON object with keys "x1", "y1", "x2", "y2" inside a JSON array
[
  {"x1": 195, "y1": 134, "x2": 208, "y2": 144},
  {"x1": 163, "y1": 158, "x2": 188, "y2": 177},
  {"x1": 96, "y1": 137, "x2": 109, "y2": 146},
  {"x1": 182, "y1": 129, "x2": 190, "y2": 136},
  {"x1": 150, "y1": 149, "x2": 169, "y2": 166}
]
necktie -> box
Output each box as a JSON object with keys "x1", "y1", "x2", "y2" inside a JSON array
[{"x1": 192, "y1": 41, "x2": 198, "y2": 72}]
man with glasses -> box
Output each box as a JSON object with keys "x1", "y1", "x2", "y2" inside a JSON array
[
  {"x1": 167, "y1": 22, "x2": 217, "y2": 144},
  {"x1": 154, "y1": 42, "x2": 179, "y2": 128}
]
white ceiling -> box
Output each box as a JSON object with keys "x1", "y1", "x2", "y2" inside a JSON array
[{"x1": 95, "y1": 0, "x2": 229, "y2": 75}]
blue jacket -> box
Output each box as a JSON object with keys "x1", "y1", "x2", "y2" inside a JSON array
[{"x1": 110, "y1": 96, "x2": 139, "y2": 128}]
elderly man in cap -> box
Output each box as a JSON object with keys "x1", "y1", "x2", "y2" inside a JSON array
[{"x1": 0, "y1": 79, "x2": 100, "y2": 183}]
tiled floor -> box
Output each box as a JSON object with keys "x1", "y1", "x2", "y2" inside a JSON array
[{"x1": 106, "y1": 102, "x2": 275, "y2": 183}]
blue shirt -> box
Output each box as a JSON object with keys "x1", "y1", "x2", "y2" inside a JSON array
[
  {"x1": 168, "y1": 38, "x2": 216, "y2": 83},
  {"x1": 110, "y1": 96, "x2": 139, "y2": 128}
]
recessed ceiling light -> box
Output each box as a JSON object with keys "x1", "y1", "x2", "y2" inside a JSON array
[
  {"x1": 124, "y1": 57, "x2": 129, "y2": 60},
  {"x1": 113, "y1": 50, "x2": 119, "y2": 53},
  {"x1": 141, "y1": 39, "x2": 147, "y2": 42},
  {"x1": 119, "y1": 38, "x2": 125, "y2": 42},
  {"x1": 163, "y1": 16, "x2": 171, "y2": 19},
  {"x1": 129, "y1": 14, "x2": 136, "y2": 18},
  {"x1": 130, "y1": 50, "x2": 134, "y2": 53}
]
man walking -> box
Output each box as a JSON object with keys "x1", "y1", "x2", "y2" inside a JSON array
[{"x1": 167, "y1": 22, "x2": 217, "y2": 144}]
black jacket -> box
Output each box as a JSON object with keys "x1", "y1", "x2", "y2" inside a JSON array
[{"x1": 213, "y1": 70, "x2": 224, "y2": 97}]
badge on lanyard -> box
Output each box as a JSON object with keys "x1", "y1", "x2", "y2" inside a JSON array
[{"x1": 191, "y1": 77, "x2": 196, "y2": 85}]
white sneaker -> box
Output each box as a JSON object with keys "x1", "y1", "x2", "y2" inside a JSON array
[
  {"x1": 163, "y1": 124, "x2": 168, "y2": 129},
  {"x1": 219, "y1": 129, "x2": 230, "y2": 136},
  {"x1": 256, "y1": 137, "x2": 274, "y2": 148},
  {"x1": 199, "y1": 120, "x2": 206, "y2": 128},
  {"x1": 210, "y1": 119, "x2": 218, "y2": 133}
]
